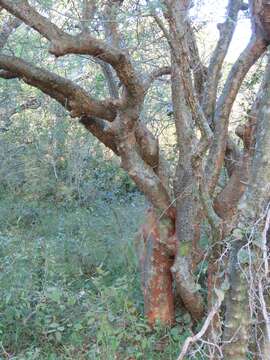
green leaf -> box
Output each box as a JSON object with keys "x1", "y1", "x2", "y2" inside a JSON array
[
  {"x1": 238, "y1": 248, "x2": 250, "y2": 264},
  {"x1": 47, "y1": 287, "x2": 62, "y2": 303},
  {"x1": 221, "y1": 277, "x2": 230, "y2": 291},
  {"x1": 55, "y1": 331, "x2": 62, "y2": 342}
]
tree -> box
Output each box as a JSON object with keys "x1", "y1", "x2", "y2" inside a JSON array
[{"x1": 0, "y1": 0, "x2": 270, "y2": 358}]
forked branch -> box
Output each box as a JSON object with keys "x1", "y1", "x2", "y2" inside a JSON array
[
  {"x1": 0, "y1": 0, "x2": 144, "y2": 100},
  {"x1": 206, "y1": 36, "x2": 267, "y2": 194}
]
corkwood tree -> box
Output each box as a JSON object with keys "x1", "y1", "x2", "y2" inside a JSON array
[{"x1": 0, "y1": 0, "x2": 270, "y2": 358}]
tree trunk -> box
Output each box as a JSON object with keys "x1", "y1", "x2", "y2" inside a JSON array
[
  {"x1": 137, "y1": 208, "x2": 177, "y2": 326},
  {"x1": 223, "y1": 240, "x2": 250, "y2": 359},
  {"x1": 223, "y1": 55, "x2": 270, "y2": 359}
]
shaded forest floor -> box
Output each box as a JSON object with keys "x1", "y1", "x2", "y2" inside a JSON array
[{"x1": 0, "y1": 191, "x2": 192, "y2": 359}]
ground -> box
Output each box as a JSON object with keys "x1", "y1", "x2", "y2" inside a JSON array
[{"x1": 0, "y1": 189, "x2": 195, "y2": 359}]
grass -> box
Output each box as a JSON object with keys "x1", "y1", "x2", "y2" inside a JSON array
[{"x1": 0, "y1": 191, "x2": 189, "y2": 359}]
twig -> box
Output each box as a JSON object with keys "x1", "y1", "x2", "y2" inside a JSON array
[
  {"x1": 176, "y1": 295, "x2": 224, "y2": 360},
  {"x1": 262, "y1": 205, "x2": 270, "y2": 277},
  {"x1": 258, "y1": 279, "x2": 270, "y2": 345}
]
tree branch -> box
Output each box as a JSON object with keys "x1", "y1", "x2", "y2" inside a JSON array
[
  {"x1": 165, "y1": 0, "x2": 212, "y2": 145},
  {"x1": 80, "y1": 116, "x2": 118, "y2": 154},
  {"x1": 186, "y1": 23, "x2": 207, "y2": 100},
  {"x1": 202, "y1": 0, "x2": 243, "y2": 122},
  {"x1": 94, "y1": 58, "x2": 119, "y2": 99},
  {"x1": 0, "y1": 0, "x2": 144, "y2": 101},
  {"x1": 80, "y1": 0, "x2": 97, "y2": 32},
  {"x1": 0, "y1": 69, "x2": 17, "y2": 79},
  {"x1": 0, "y1": 54, "x2": 116, "y2": 121},
  {"x1": 206, "y1": 35, "x2": 267, "y2": 194},
  {"x1": 144, "y1": 66, "x2": 171, "y2": 90},
  {"x1": 177, "y1": 291, "x2": 224, "y2": 360},
  {"x1": 214, "y1": 110, "x2": 257, "y2": 220},
  {"x1": 117, "y1": 129, "x2": 173, "y2": 215}
]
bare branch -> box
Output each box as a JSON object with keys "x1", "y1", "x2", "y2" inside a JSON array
[
  {"x1": 258, "y1": 279, "x2": 270, "y2": 346},
  {"x1": 0, "y1": 0, "x2": 144, "y2": 100},
  {"x1": 0, "y1": 59, "x2": 166, "y2": 191},
  {"x1": 177, "y1": 292, "x2": 224, "y2": 360},
  {"x1": 165, "y1": 0, "x2": 212, "y2": 145},
  {"x1": 151, "y1": 10, "x2": 176, "y2": 54},
  {"x1": 202, "y1": 0, "x2": 243, "y2": 122},
  {"x1": 0, "y1": 54, "x2": 116, "y2": 121},
  {"x1": 206, "y1": 36, "x2": 267, "y2": 194},
  {"x1": 0, "y1": 0, "x2": 64, "y2": 41},
  {"x1": 171, "y1": 255, "x2": 205, "y2": 321},
  {"x1": 80, "y1": 0, "x2": 97, "y2": 32},
  {"x1": 261, "y1": 206, "x2": 270, "y2": 277},
  {"x1": 144, "y1": 66, "x2": 171, "y2": 90},
  {"x1": 197, "y1": 170, "x2": 222, "y2": 240},
  {"x1": 94, "y1": 58, "x2": 119, "y2": 99},
  {"x1": 186, "y1": 23, "x2": 207, "y2": 100},
  {"x1": 80, "y1": 116, "x2": 118, "y2": 154},
  {"x1": 93, "y1": 0, "x2": 125, "y2": 99},
  {"x1": 214, "y1": 94, "x2": 259, "y2": 220},
  {"x1": 119, "y1": 136, "x2": 173, "y2": 213},
  {"x1": 0, "y1": 69, "x2": 17, "y2": 78}
]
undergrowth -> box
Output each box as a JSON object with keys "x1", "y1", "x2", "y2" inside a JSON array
[
  {"x1": 0, "y1": 193, "x2": 190, "y2": 359},
  {"x1": 0, "y1": 122, "x2": 190, "y2": 359}
]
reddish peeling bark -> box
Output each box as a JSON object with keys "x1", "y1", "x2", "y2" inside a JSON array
[
  {"x1": 138, "y1": 208, "x2": 177, "y2": 326},
  {"x1": 142, "y1": 234, "x2": 175, "y2": 326}
]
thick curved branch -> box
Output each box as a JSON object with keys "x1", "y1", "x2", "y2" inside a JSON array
[
  {"x1": 0, "y1": 54, "x2": 122, "y2": 155},
  {"x1": 214, "y1": 82, "x2": 261, "y2": 220},
  {"x1": 0, "y1": 55, "x2": 166, "y2": 177},
  {"x1": 80, "y1": 116, "x2": 118, "y2": 154},
  {"x1": 0, "y1": 0, "x2": 174, "y2": 216},
  {"x1": 0, "y1": 55, "x2": 116, "y2": 121},
  {"x1": 0, "y1": 54, "x2": 166, "y2": 176},
  {"x1": 206, "y1": 36, "x2": 267, "y2": 194},
  {"x1": 116, "y1": 128, "x2": 173, "y2": 214},
  {"x1": 202, "y1": 0, "x2": 243, "y2": 122},
  {"x1": 0, "y1": 0, "x2": 64, "y2": 41},
  {"x1": 0, "y1": 0, "x2": 144, "y2": 101},
  {"x1": 0, "y1": 69, "x2": 17, "y2": 78}
]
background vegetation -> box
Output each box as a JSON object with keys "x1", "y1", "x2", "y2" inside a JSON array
[{"x1": 0, "y1": 94, "x2": 192, "y2": 359}]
